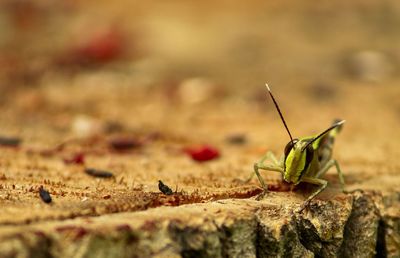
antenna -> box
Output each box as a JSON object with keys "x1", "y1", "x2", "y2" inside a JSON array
[
  {"x1": 302, "y1": 120, "x2": 346, "y2": 151},
  {"x1": 265, "y1": 83, "x2": 294, "y2": 143}
]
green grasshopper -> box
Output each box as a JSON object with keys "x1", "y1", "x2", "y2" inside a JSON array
[{"x1": 253, "y1": 84, "x2": 346, "y2": 212}]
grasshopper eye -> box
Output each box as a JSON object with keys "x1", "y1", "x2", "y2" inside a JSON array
[{"x1": 284, "y1": 139, "x2": 298, "y2": 158}]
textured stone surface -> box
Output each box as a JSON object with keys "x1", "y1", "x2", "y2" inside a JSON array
[
  {"x1": 0, "y1": 191, "x2": 398, "y2": 257},
  {"x1": 0, "y1": 83, "x2": 398, "y2": 257}
]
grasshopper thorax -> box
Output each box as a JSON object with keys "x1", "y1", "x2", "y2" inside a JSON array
[{"x1": 283, "y1": 139, "x2": 314, "y2": 184}]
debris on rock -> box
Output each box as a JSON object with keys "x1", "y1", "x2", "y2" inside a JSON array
[
  {"x1": 184, "y1": 145, "x2": 220, "y2": 162},
  {"x1": 158, "y1": 180, "x2": 173, "y2": 195}
]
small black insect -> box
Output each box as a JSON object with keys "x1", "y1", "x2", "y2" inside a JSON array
[
  {"x1": 39, "y1": 186, "x2": 52, "y2": 203},
  {"x1": 158, "y1": 180, "x2": 173, "y2": 195},
  {"x1": 109, "y1": 137, "x2": 142, "y2": 151},
  {"x1": 85, "y1": 168, "x2": 114, "y2": 178},
  {"x1": 226, "y1": 134, "x2": 247, "y2": 145},
  {"x1": 0, "y1": 137, "x2": 21, "y2": 147}
]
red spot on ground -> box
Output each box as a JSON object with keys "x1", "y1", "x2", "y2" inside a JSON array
[
  {"x1": 58, "y1": 27, "x2": 127, "y2": 66},
  {"x1": 184, "y1": 145, "x2": 220, "y2": 162},
  {"x1": 63, "y1": 153, "x2": 85, "y2": 165},
  {"x1": 76, "y1": 29, "x2": 124, "y2": 63}
]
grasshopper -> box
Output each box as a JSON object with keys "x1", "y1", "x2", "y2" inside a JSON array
[{"x1": 253, "y1": 84, "x2": 346, "y2": 212}]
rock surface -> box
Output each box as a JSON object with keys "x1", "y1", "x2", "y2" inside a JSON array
[{"x1": 0, "y1": 191, "x2": 398, "y2": 257}]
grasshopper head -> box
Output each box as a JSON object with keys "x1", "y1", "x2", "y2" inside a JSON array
[{"x1": 282, "y1": 139, "x2": 314, "y2": 184}]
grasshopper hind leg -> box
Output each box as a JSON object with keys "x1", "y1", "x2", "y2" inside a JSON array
[
  {"x1": 298, "y1": 159, "x2": 345, "y2": 212},
  {"x1": 316, "y1": 159, "x2": 345, "y2": 192}
]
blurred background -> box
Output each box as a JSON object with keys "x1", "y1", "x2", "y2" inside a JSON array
[
  {"x1": 0, "y1": 0, "x2": 400, "y2": 88},
  {"x1": 1, "y1": 0, "x2": 400, "y2": 86},
  {"x1": 0, "y1": 0, "x2": 399, "y2": 160}
]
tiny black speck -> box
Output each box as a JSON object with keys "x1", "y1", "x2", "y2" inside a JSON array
[
  {"x1": 0, "y1": 137, "x2": 21, "y2": 147},
  {"x1": 226, "y1": 134, "x2": 247, "y2": 145},
  {"x1": 158, "y1": 180, "x2": 173, "y2": 195},
  {"x1": 85, "y1": 168, "x2": 114, "y2": 178},
  {"x1": 39, "y1": 186, "x2": 52, "y2": 203}
]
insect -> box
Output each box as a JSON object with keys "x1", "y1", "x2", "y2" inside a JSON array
[
  {"x1": 252, "y1": 84, "x2": 346, "y2": 212},
  {"x1": 0, "y1": 136, "x2": 21, "y2": 147},
  {"x1": 39, "y1": 186, "x2": 52, "y2": 203},
  {"x1": 158, "y1": 180, "x2": 173, "y2": 195},
  {"x1": 85, "y1": 168, "x2": 114, "y2": 178}
]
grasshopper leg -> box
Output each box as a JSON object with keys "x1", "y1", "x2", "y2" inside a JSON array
[
  {"x1": 333, "y1": 160, "x2": 346, "y2": 192},
  {"x1": 254, "y1": 163, "x2": 268, "y2": 192},
  {"x1": 253, "y1": 162, "x2": 283, "y2": 200},
  {"x1": 267, "y1": 151, "x2": 280, "y2": 166},
  {"x1": 316, "y1": 159, "x2": 346, "y2": 192},
  {"x1": 297, "y1": 177, "x2": 328, "y2": 212},
  {"x1": 245, "y1": 151, "x2": 280, "y2": 183}
]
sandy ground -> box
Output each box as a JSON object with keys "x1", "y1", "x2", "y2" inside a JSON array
[{"x1": 0, "y1": 78, "x2": 398, "y2": 225}]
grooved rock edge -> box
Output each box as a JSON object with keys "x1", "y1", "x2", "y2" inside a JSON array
[{"x1": 0, "y1": 191, "x2": 398, "y2": 258}]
